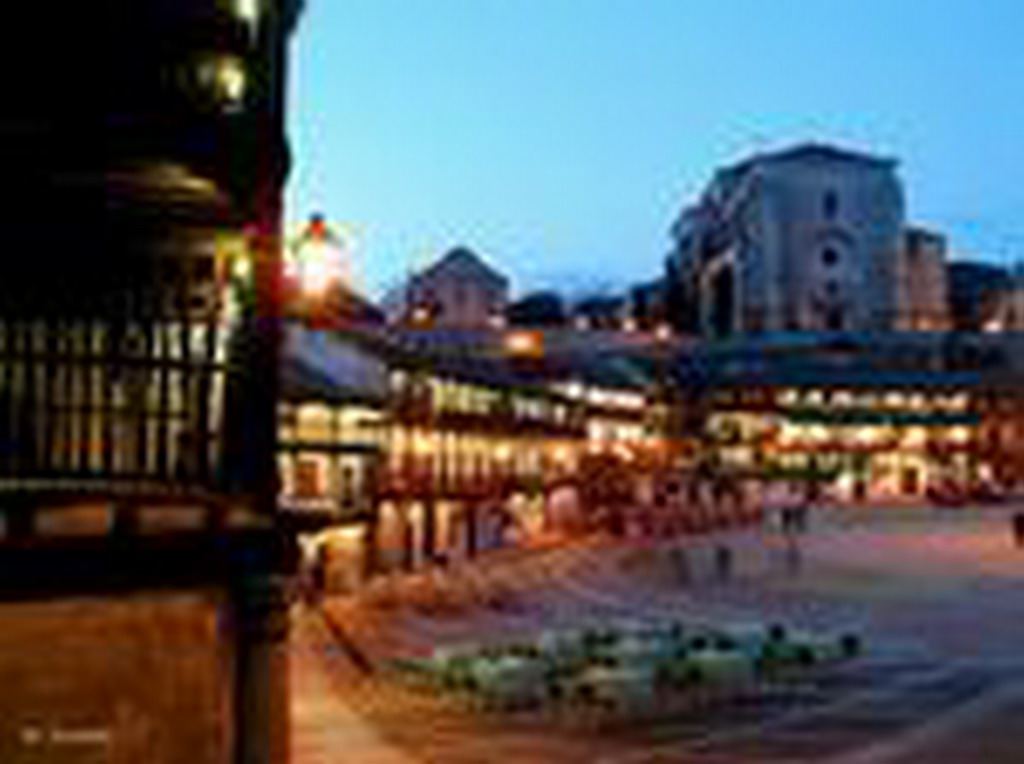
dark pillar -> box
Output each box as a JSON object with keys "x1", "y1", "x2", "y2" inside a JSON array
[
  {"x1": 231, "y1": 573, "x2": 290, "y2": 764},
  {"x1": 5, "y1": 497, "x2": 35, "y2": 540},
  {"x1": 423, "y1": 497, "x2": 437, "y2": 563},
  {"x1": 401, "y1": 504, "x2": 415, "y2": 572},
  {"x1": 466, "y1": 503, "x2": 479, "y2": 559},
  {"x1": 363, "y1": 503, "x2": 380, "y2": 581}
]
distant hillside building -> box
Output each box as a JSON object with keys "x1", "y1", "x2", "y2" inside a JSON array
[
  {"x1": 668, "y1": 143, "x2": 906, "y2": 336},
  {"x1": 896, "y1": 226, "x2": 950, "y2": 330},
  {"x1": 947, "y1": 261, "x2": 1012, "y2": 331},
  {"x1": 984, "y1": 269, "x2": 1024, "y2": 332},
  {"x1": 572, "y1": 294, "x2": 629, "y2": 330},
  {"x1": 383, "y1": 247, "x2": 509, "y2": 328},
  {"x1": 628, "y1": 278, "x2": 668, "y2": 329}
]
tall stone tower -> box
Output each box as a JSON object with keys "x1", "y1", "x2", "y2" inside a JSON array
[{"x1": 669, "y1": 143, "x2": 905, "y2": 336}]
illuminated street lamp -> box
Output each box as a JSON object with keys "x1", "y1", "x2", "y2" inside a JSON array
[
  {"x1": 285, "y1": 213, "x2": 359, "y2": 327},
  {"x1": 503, "y1": 329, "x2": 543, "y2": 358},
  {"x1": 288, "y1": 213, "x2": 350, "y2": 296}
]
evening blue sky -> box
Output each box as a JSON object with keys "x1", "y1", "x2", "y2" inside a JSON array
[{"x1": 286, "y1": 0, "x2": 1024, "y2": 299}]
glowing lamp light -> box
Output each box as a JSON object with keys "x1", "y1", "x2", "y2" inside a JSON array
[
  {"x1": 232, "y1": 256, "x2": 253, "y2": 281},
  {"x1": 288, "y1": 214, "x2": 351, "y2": 296},
  {"x1": 951, "y1": 427, "x2": 970, "y2": 444},
  {"x1": 504, "y1": 330, "x2": 542, "y2": 357},
  {"x1": 654, "y1": 323, "x2": 672, "y2": 342},
  {"x1": 856, "y1": 427, "x2": 877, "y2": 445},
  {"x1": 235, "y1": 0, "x2": 260, "y2": 24},
  {"x1": 299, "y1": 256, "x2": 336, "y2": 294},
  {"x1": 214, "y1": 57, "x2": 246, "y2": 104},
  {"x1": 412, "y1": 432, "x2": 435, "y2": 455}
]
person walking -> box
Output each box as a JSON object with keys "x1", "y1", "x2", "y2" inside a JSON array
[
  {"x1": 714, "y1": 544, "x2": 733, "y2": 581},
  {"x1": 309, "y1": 546, "x2": 327, "y2": 605},
  {"x1": 784, "y1": 535, "x2": 802, "y2": 575},
  {"x1": 1012, "y1": 511, "x2": 1024, "y2": 548},
  {"x1": 670, "y1": 544, "x2": 691, "y2": 585}
]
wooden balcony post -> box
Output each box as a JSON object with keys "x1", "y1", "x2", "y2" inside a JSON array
[{"x1": 230, "y1": 571, "x2": 290, "y2": 764}]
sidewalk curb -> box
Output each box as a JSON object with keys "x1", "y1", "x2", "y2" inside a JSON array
[{"x1": 317, "y1": 604, "x2": 376, "y2": 676}]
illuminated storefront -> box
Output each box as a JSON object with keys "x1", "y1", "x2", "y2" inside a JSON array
[
  {"x1": 277, "y1": 325, "x2": 677, "y2": 587},
  {"x1": 709, "y1": 387, "x2": 981, "y2": 501},
  {"x1": 692, "y1": 332, "x2": 1024, "y2": 503}
]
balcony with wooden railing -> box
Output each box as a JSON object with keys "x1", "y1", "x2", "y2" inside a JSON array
[
  {"x1": 0, "y1": 303, "x2": 233, "y2": 510},
  {"x1": 387, "y1": 389, "x2": 587, "y2": 439}
]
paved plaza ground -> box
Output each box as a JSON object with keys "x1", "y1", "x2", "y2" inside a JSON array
[{"x1": 291, "y1": 505, "x2": 1024, "y2": 763}]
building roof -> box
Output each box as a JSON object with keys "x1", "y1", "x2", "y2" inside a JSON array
[
  {"x1": 762, "y1": 142, "x2": 896, "y2": 167},
  {"x1": 413, "y1": 247, "x2": 509, "y2": 290},
  {"x1": 726, "y1": 142, "x2": 896, "y2": 175},
  {"x1": 703, "y1": 143, "x2": 896, "y2": 207},
  {"x1": 281, "y1": 325, "x2": 389, "y2": 405},
  {"x1": 677, "y1": 331, "x2": 1024, "y2": 390}
]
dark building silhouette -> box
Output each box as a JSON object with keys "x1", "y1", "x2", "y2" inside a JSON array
[
  {"x1": 947, "y1": 261, "x2": 1011, "y2": 331},
  {"x1": 0, "y1": 2, "x2": 303, "y2": 762},
  {"x1": 507, "y1": 290, "x2": 568, "y2": 327}
]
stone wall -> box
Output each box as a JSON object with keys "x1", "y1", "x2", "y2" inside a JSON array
[{"x1": 0, "y1": 592, "x2": 234, "y2": 764}]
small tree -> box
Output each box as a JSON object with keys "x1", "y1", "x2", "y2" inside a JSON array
[{"x1": 507, "y1": 291, "x2": 567, "y2": 327}]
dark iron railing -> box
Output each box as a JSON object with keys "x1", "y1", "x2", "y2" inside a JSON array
[{"x1": 0, "y1": 297, "x2": 229, "y2": 495}]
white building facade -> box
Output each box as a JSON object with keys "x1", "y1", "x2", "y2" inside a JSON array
[
  {"x1": 669, "y1": 144, "x2": 906, "y2": 336},
  {"x1": 383, "y1": 247, "x2": 509, "y2": 329}
]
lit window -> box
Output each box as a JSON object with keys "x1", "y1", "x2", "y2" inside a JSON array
[
  {"x1": 217, "y1": 58, "x2": 246, "y2": 104},
  {"x1": 294, "y1": 459, "x2": 321, "y2": 498},
  {"x1": 951, "y1": 427, "x2": 970, "y2": 444},
  {"x1": 197, "y1": 56, "x2": 247, "y2": 110},
  {"x1": 235, "y1": 0, "x2": 259, "y2": 25}
]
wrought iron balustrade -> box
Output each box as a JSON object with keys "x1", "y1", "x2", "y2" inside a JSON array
[{"x1": 0, "y1": 313, "x2": 228, "y2": 494}]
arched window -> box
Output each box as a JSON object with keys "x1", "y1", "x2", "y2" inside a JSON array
[
  {"x1": 824, "y1": 190, "x2": 839, "y2": 219},
  {"x1": 822, "y1": 248, "x2": 839, "y2": 267},
  {"x1": 826, "y1": 309, "x2": 844, "y2": 331},
  {"x1": 709, "y1": 266, "x2": 735, "y2": 338}
]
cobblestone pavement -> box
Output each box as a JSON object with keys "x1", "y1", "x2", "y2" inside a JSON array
[
  {"x1": 294, "y1": 506, "x2": 1024, "y2": 763},
  {"x1": 291, "y1": 611, "x2": 420, "y2": 764}
]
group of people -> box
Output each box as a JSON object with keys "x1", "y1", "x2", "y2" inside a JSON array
[{"x1": 779, "y1": 503, "x2": 811, "y2": 535}]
